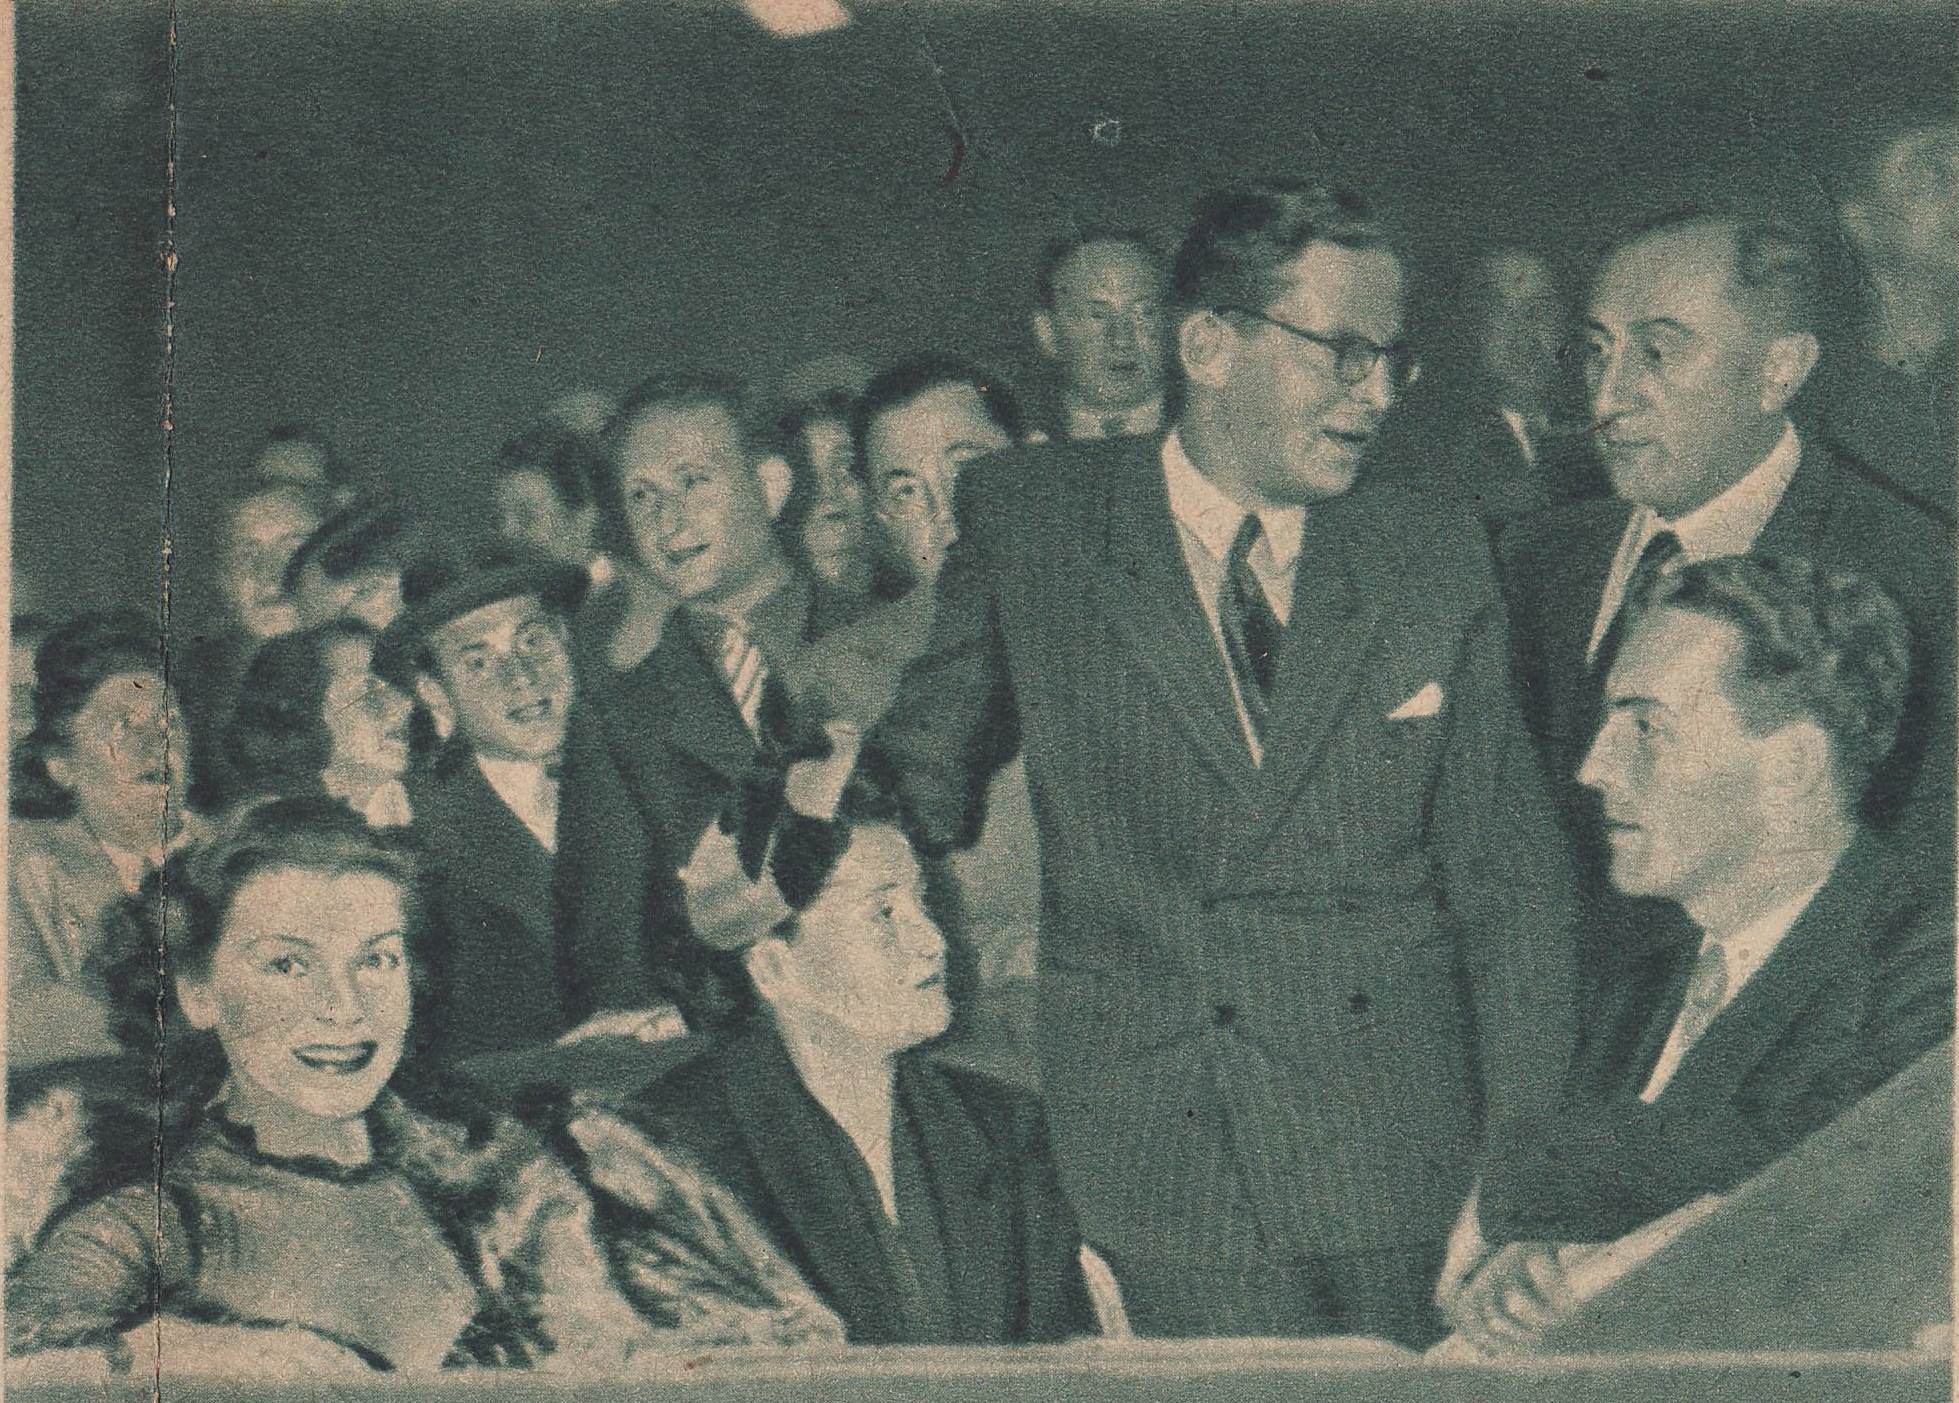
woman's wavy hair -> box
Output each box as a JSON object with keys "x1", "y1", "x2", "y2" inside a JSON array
[
  {"x1": 100, "y1": 796, "x2": 426, "y2": 1129},
  {"x1": 10, "y1": 611, "x2": 162, "y2": 820},
  {"x1": 223, "y1": 620, "x2": 380, "y2": 799}
]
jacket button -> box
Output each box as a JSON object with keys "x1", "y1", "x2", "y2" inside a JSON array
[{"x1": 1213, "y1": 1002, "x2": 1237, "y2": 1027}]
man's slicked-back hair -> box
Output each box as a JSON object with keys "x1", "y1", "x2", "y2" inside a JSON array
[
  {"x1": 851, "y1": 354, "x2": 1025, "y2": 479},
  {"x1": 602, "y1": 370, "x2": 757, "y2": 457},
  {"x1": 1638, "y1": 554, "x2": 1913, "y2": 803},
  {"x1": 1611, "y1": 209, "x2": 1825, "y2": 338},
  {"x1": 1035, "y1": 227, "x2": 1164, "y2": 308},
  {"x1": 1171, "y1": 179, "x2": 1390, "y2": 315}
]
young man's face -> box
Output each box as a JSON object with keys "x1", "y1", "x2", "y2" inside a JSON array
[
  {"x1": 222, "y1": 487, "x2": 322, "y2": 641},
  {"x1": 424, "y1": 595, "x2": 574, "y2": 763},
  {"x1": 1579, "y1": 607, "x2": 1785, "y2": 915},
  {"x1": 1037, "y1": 240, "x2": 1170, "y2": 411},
  {"x1": 612, "y1": 402, "x2": 781, "y2": 607},
  {"x1": 865, "y1": 383, "x2": 1012, "y2": 587}
]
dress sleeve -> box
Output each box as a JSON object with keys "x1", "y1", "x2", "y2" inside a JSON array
[{"x1": 7, "y1": 1186, "x2": 194, "y2": 1355}]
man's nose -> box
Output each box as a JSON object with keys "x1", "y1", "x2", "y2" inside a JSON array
[
  {"x1": 1351, "y1": 353, "x2": 1395, "y2": 413},
  {"x1": 1589, "y1": 347, "x2": 1638, "y2": 420},
  {"x1": 1576, "y1": 723, "x2": 1614, "y2": 794}
]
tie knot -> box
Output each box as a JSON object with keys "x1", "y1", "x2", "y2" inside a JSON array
[{"x1": 1639, "y1": 527, "x2": 1683, "y2": 571}]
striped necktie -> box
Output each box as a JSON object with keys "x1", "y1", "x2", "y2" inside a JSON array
[
  {"x1": 716, "y1": 619, "x2": 767, "y2": 740},
  {"x1": 1219, "y1": 513, "x2": 1282, "y2": 744}
]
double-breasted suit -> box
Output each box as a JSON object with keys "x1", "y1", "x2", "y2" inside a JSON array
[{"x1": 859, "y1": 433, "x2": 1581, "y2": 1343}]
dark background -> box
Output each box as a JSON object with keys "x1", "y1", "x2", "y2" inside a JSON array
[{"x1": 11, "y1": 0, "x2": 1955, "y2": 630}]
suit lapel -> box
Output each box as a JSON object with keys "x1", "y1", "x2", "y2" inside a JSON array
[
  {"x1": 719, "y1": 1027, "x2": 903, "y2": 1333},
  {"x1": 896, "y1": 1056, "x2": 1010, "y2": 1341},
  {"x1": 418, "y1": 744, "x2": 555, "y2": 940},
  {"x1": 638, "y1": 617, "x2": 760, "y2": 787},
  {"x1": 1091, "y1": 439, "x2": 1261, "y2": 799},
  {"x1": 1657, "y1": 844, "x2": 1874, "y2": 1106},
  {"x1": 1753, "y1": 443, "x2": 1837, "y2": 560},
  {"x1": 1240, "y1": 488, "x2": 1397, "y2": 831}
]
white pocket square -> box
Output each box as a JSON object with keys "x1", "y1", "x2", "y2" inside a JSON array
[{"x1": 1388, "y1": 682, "x2": 1445, "y2": 720}]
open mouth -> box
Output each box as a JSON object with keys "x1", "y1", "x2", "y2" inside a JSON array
[
  {"x1": 1322, "y1": 427, "x2": 1373, "y2": 450},
  {"x1": 507, "y1": 698, "x2": 555, "y2": 725},
  {"x1": 917, "y1": 971, "x2": 946, "y2": 991},
  {"x1": 292, "y1": 1042, "x2": 378, "y2": 1074},
  {"x1": 663, "y1": 542, "x2": 710, "y2": 570}
]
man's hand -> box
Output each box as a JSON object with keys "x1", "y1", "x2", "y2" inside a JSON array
[
  {"x1": 556, "y1": 1004, "x2": 689, "y2": 1046},
  {"x1": 1443, "y1": 1240, "x2": 1575, "y2": 1355},
  {"x1": 678, "y1": 819, "x2": 793, "y2": 952}
]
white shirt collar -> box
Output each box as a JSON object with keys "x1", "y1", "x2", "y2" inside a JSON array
[
  {"x1": 99, "y1": 817, "x2": 200, "y2": 894},
  {"x1": 1645, "y1": 420, "x2": 1802, "y2": 562},
  {"x1": 475, "y1": 754, "x2": 558, "y2": 854},
  {"x1": 1700, "y1": 867, "x2": 1831, "y2": 1000},
  {"x1": 1160, "y1": 430, "x2": 1306, "y2": 573},
  {"x1": 1068, "y1": 397, "x2": 1166, "y2": 441}
]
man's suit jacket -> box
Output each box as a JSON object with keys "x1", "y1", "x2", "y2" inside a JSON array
[
  {"x1": 1499, "y1": 437, "x2": 1957, "y2": 872},
  {"x1": 1479, "y1": 834, "x2": 1954, "y2": 1246},
  {"x1": 602, "y1": 1020, "x2": 1092, "y2": 1345},
  {"x1": 554, "y1": 573, "x2": 848, "y2": 1024},
  {"x1": 858, "y1": 433, "x2": 1580, "y2": 1331},
  {"x1": 406, "y1": 742, "x2": 578, "y2": 1061}
]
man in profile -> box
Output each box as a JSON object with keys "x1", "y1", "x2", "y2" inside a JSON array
[
  {"x1": 1029, "y1": 230, "x2": 1172, "y2": 442},
  {"x1": 1502, "y1": 212, "x2": 1954, "y2": 892},
  {"x1": 1442, "y1": 555, "x2": 1954, "y2": 1352},
  {"x1": 860, "y1": 178, "x2": 1579, "y2": 1344}
]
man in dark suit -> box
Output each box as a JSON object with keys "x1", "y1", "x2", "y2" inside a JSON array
[
  {"x1": 856, "y1": 179, "x2": 1581, "y2": 1345},
  {"x1": 1500, "y1": 213, "x2": 1955, "y2": 897},
  {"x1": 376, "y1": 548, "x2": 670, "y2": 1062},
  {"x1": 1442, "y1": 556, "x2": 1954, "y2": 1353},
  {"x1": 593, "y1": 812, "x2": 1094, "y2": 1345},
  {"x1": 554, "y1": 373, "x2": 860, "y2": 1027},
  {"x1": 1027, "y1": 230, "x2": 1173, "y2": 443}
]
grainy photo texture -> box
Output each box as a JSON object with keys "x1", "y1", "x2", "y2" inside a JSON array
[{"x1": 4, "y1": 2, "x2": 1955, "y2": 1399}]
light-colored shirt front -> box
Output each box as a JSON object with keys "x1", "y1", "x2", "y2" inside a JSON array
[
  {"x1": 1585, "y1": 420, "x2": 1803, "y2": 663},
  {"x1": 476, "y1": 754, "x2": 559, "y2": 854},
  {"x1": 1498, "y1": 407, "x2": 1540, "y2": 468},
  {"x1": 1639, "y1": 872, "x2": 1829, "y2": 1101},
  {"x1": 1068, "y1": 397, "x2": 1166, "y2": 442},
  {"x1": 1161, "y1": 430, "x2": 1305, "y2": 765}
]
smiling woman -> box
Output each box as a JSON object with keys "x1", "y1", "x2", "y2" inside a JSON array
[{"x1": 5, "y1": 798, "x2": 846, "y2": 1375}]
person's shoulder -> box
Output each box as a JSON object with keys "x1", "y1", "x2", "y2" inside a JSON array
[
  {"x1": 1495, "y1": 494, "x2": 1632, "y2": 566},
  {"x1": 958, "y1": 434, "x2": 1149, "y2": 518},
  {"x1": 1806, "y1": 438, "x2": 1954, "y2": 545},
  {"x1": 609, "y1": 1040, "x2": 731, "y2": 1141},
  {"x1": 918, "y1": 1054, "x2": 1049, "y2": 1149}
]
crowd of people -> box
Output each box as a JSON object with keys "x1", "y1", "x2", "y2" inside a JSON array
[{"x1": 6, "y1": 118, "x2": 1956, "y2": 1373}]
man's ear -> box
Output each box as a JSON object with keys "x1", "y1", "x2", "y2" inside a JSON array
[
  {"x1": 1761, "y1": 719, "x2": 1835, "y2": 820},
  {"x1": 1177, "y1": 309, "x2": 1232, "y2": 390},
  {"x1": 175, "y1": 975, "x2": 219, "y2": 1032},
  {"x1": 1031, "y1": 308, "x2": 1059, "y2": 360},
  {"x1": 1760, "y1": 332, "x2": 1821, "y2": 415},
  {"x1": 757, "y1": 455, "x2": 794, "y2": 521},
  {"x1": 743, "y1": 936, "x2": 794, "y2": 1006}
]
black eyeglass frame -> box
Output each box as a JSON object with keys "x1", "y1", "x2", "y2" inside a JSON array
[{"x1": 1214, "y1": 305, "x2": 1421, "y2": 389}]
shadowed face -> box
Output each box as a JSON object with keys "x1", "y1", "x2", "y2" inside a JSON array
[
  {"x1": 47, "y1": 669, "x2": 189, "y2": 853},
  {"x1": 222, "y1": 488, "x2": 323, "y2": 642},
  {"x1": 179, "y1": 865, "x2": 412, "y2": 1127},
  {"x1": 866, "y1": 383, "x2": 1012, "y2": 587},
  {"x1": 321, "y1": 634, "x2": 413, "y2": 785},
  {"x1": 796, "y1": 416, "x2": 870, "y2": 586},
  {"x1": 494, "y1": 469, "x2": 598, "y2": 569},
  {"x1": 425, "y1": 595, "x2": 574, "y2": 763},
  {"x1": 1039, "y1": 240, "x2": 1170, "y2": 410}
]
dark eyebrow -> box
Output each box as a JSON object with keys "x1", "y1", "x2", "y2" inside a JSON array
[
  {"x1": 1631, "y1": 318, "x2": 1694, "y2": 339},
  {"x1": 1605, "y1": 694, "x2": 1663, "y2": 712}
]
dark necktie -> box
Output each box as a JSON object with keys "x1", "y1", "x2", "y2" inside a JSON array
[
  {"x1": 1220, "y1": 514, "x2": 1282, "y2": 741},
  {"x1": 1100, "y1": 413, "x2": 1127, "y2": 440},
  {"x1": 1592, "y1": 528, "x2": 1683, "y2": 679}
]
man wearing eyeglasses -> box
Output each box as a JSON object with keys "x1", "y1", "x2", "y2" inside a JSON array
[{"x1": 856, "y1": 178, "x2": 1582, "y2": 1346}]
